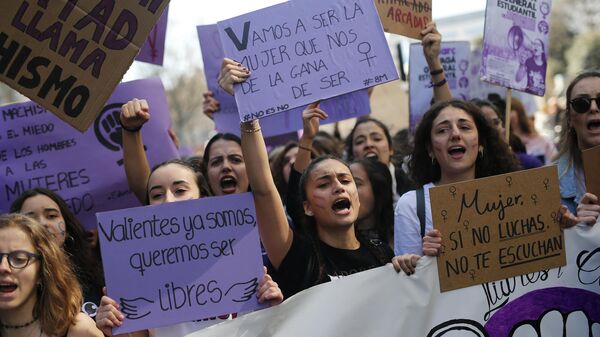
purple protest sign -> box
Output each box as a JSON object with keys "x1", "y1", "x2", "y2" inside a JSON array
[
  {"x1": 409, "y1": 41, "x2": 471, "y2": 129},
  {"x1": 0, "y1": 78, "x2": 178, "y2": 229},
  {"x1": 197, "y1": 24, "x2": 372, "y2": 137},
  {"x1": 97, "y1": 193, "x2": 265, "y2": 334},
  {"x1": 469, "y1": 47, "x2": 539, "y2": 113},
  {"x1": 136, "y1": 5, "x2": 169, "y2": 66},
  {"x1": 480, "y1": 0, "x2": 552, "y2": 96},
  {"x1": 217, "y1": 0, "x2": 397, "y2": 122}
]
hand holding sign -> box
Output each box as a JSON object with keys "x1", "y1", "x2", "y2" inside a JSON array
[
  {"x1": 302, "y1": 102, "x2": 328, "y2": 140},
  {"x1": 422, "y1": 229, "x2": 443, "y2": 256},
  {"x1": 218, "y1": 58, "x2": 250, "y2": 96},
  {"x1": 421, "y1": 22, "x2": 442, "y2": 67}
]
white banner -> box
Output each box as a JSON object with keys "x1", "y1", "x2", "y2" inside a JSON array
[{"x1": 188, "y1": 224, "x2": 600, "y2": 337}]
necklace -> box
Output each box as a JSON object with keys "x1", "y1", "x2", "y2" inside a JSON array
[{"x1": 0, "y1": 317, "x2": 38, "y2": 329}]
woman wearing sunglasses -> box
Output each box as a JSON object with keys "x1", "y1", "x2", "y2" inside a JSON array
[
  {"x1": 0, "y1": 214, "x2": 103, "y2": 337},
  {"x1": 556, "y1": 71, "x2": 600, "y2": 226}
]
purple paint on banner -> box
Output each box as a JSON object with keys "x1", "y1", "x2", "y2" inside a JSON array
[
  {"x1": 136, "y1": 5, "x2": 169, "y2": 65},
  {"x1": 480, "y1": 0, "x2": 552, "y2": 96},
  {"x1": 198, "y1": 24, "x2": 371, "y2": 137},
  {"x1": 217, "y1": 0, "x2": 396, "y2": 122},
  {"x1": 484, "y1": 287, "x2": 600, "y2": 337},
  {"x1": 97, "y1": 193, "x2": 266, "y2": 334},
  {"x1": 0, "y1": 78, "x2": 178, "y2": 229},
  {"x1": 409, "y1": 41, "x2": 471, "y2": 129}
]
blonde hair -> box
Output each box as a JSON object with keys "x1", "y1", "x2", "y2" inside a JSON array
[{"x1": 0, "y1": 214, "x2": 83, "y2": 336}]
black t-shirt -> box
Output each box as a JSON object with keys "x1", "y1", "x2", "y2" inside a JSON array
[{"x1": 272, "y1": 231, "x2": 393, "y2": 298}]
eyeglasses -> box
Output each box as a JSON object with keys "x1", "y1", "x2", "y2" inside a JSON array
[
  {"x1": 0, "y1": 251, "x2": 41, "y2": 269},
  {"x1": 569, "y1": 95, "x2": 600, "y2": 114}
]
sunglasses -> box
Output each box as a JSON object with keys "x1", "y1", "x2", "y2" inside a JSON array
[{"x1": 569, "y1": 95, "x2": 600, "y2": 114}]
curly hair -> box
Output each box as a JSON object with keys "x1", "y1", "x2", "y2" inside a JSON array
[
  {"x1": 558, "y1": 70, "x2": 600, "y2": 171},
  {"x1": 9, "y1": 188, "x2": 104, "y2": 306},
  {"x1": 344, "y1": 117, "x2": 393, "y2": 163},
  {"x1": 149, "y1": 159, "x2": 211, "y2": 201},
  {"x1": 410, "y1": 99, "x2": 521, "y2": 186},
  {"x1": 0, "y1": 214, "x2": 82, "y2": 336}
]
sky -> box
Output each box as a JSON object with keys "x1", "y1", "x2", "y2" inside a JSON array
[{"x1": 124, "y1": 0, "x2": 488, "y2": 84}]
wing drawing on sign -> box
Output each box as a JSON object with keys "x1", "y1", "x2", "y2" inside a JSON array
[
  {"x1": 427, "y1": 319, "x2": 489, "y2": 337},
  {"x1": 224, "y1": 277, "x2": 258, "y2": 303},
  {"x1": 577, "y1": 248, "x2": 600, "y2": 286},
  {"x1": 119, "y1": 297, "x2": 154, "y2": 320}
]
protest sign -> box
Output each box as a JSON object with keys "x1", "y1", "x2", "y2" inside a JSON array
[
  {"x1": 136, "y1": 4, "x2": 169, "y2": 66},
  {"x1": 97, "y1": 193, "x2": 265, "y2": 334},
  {"x1": 480, "y1": 0, "x2": 552, "y2": 97},
  {"x1": 0, "y1": 78, "x2": 178, "y2": 229},
  {"x1": 429, "y1": 166, "x2": 565, "y2": 292},
  {"x1": 217, "y1": 0, "x2": 397, "y2": 122},
  {"x1": 188, "y1": 226, "x2": 599, "y2": 337},
  {"x1": 197, "y1": 24, "x2": 371, "y2": 137},
  {"x1": 409, "y1": 41, "x2": 470, "y2": 129},
  {"x1": 0, "y1": 0, "x2": 169, "y2": 131},
  {"x1": 374, "y1": 0, "x2": 432, "y2": 39},
  {"x1": 583, "y1": 145, "x2": 600, "y2": 200}
]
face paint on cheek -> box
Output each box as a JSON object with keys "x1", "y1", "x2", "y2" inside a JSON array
[{"x1": 57, "y1": 221, "x2": 66, "y2": 237}]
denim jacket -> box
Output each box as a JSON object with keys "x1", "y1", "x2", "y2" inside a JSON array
[{"x1": 556, "y1": 154, "x2": 585, "y2": 214}]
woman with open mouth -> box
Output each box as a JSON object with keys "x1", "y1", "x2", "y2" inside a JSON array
[
  {"x1": 201, "y1": 133, "x2": 249, "y2": 197},
  {"x1": 393, "y1": 100, "x2": 521, "y2": 275},
  {"x1": 554, "y1": 71, "x2": 600, "y2": 227},
  {"x1": 0, "y1": 213, "x2": 103, "y2": 337}
]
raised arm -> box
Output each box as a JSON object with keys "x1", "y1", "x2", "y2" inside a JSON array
[
  {"x1": 294, "y1": 102, "x2": 327, "y2": 172},
  {"x1": 120, "y1": 99, "x2": 151, "y2": 204},
  {"x1": 241, "y1": 120, "x2": 293, "y2": 269},
  {"x1": 421, "y1": 22, "x2": 452, "y2": 102}
]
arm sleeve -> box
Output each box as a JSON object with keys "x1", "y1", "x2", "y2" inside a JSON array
[{"x1": 394, "y1": 191, "x2": 423, "y2": 256}]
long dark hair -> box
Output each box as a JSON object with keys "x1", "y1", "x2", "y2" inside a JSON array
[
  {"x1": 270, "y1": 141, "x2": 299, "y2": 203},
  {"x1": 558, "y1": 70, "x2": 600, "y2": 171},
  {"x1": 352, "y1": 158, "x2": 394, "y2": 245},
  {"x1": 344, "y1": 117, "x2": 393, "y2": 162},
  {"x1": 9, "y1": 188, "x2": 104, "y2": 302},
  {"x1": 201, "y1": 133, "x2": 243, "y2": 195},
  {"x1": 410, "y1": 100, "x2": 521, "y2": 186},
  {"x1": 148, "y1": 159, "x2": 211, "y2": 203},
  {"x1": 298, "y1": 155, "x2": 390, "y2": 280}
]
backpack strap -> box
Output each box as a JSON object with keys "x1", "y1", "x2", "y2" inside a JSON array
[{"x1": 416, "y1": 187, "x2": 426, "y2": 238}]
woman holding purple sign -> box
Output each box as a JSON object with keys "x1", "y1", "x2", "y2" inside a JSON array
[{"x1": 94, "y1": 157, "x2": 282, "y2": 337}]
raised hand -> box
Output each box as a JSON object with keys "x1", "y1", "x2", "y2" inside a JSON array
[
  {"x1": 120, "y1": 98, "x2": 150, "y2": 132},
  {"x1": 421, "y1": 22, "x2": 442, "y2": 67},
  {"x1": 202, "y1": 91, "x2": 220, "y2": 120},
  {"x1": 301, "y1": 101, "x2": 327, "y2": 140}
]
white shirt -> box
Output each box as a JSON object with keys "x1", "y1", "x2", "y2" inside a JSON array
[{"x1": 393, "y1": 183, "x2": 435, "y2": 255}]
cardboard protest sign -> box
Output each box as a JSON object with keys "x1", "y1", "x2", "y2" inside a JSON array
[
  {"x1": 409, "y1": 41, "x2": 470, "y2": 129},
  {"x1": 0, "y1": 0, "x2": 169, "y2": 131},
  {"x1": 97, "y1": 193, "x2": 266, "y2": 334},
  {"x1": 136, "y1": 4, "x2": 169, "y2": 66},
  {"x1": 430, "y1": 166, "x2": 565, "y2": 292},
  {"x1": 0, "y1": 78, "x2": 178, "y2": 229},
  {"x1": 217, "y1": 0, "x2": 397, "y2": 122},
  {"x1": 374, "y1": 0, "x2": 432, "y2": 39},
  {"x1": 197, "y1": 24, "x2": 371, "y2": 137},
  {"x1": 480, "y1": 0, "x2": 552, "y2": 97},
  {"x1": 583, "y1": 145, "x2": 600, "y2": 200}
]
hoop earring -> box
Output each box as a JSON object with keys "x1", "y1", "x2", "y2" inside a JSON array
[{"x1": 305, "y1": 210, "x2": 314, "y2": 217}]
